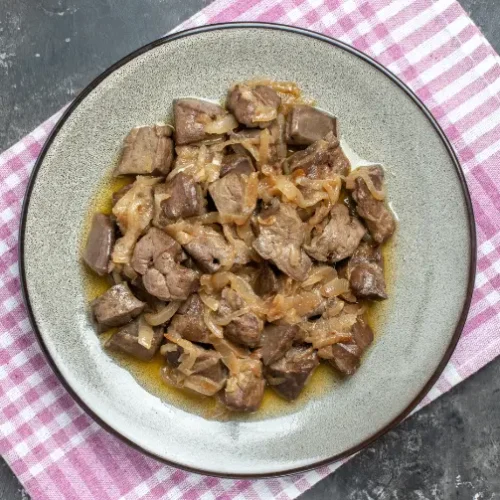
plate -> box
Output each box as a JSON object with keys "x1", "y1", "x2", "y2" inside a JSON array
[{"x1": 20, "y1": 23, "x2": 475, "y2": 477}]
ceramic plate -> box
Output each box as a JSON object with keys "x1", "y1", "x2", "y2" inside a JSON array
[{"x1": 20, "y1": 23, "x2": 476, "y2": 477}]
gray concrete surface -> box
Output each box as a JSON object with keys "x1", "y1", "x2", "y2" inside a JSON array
[{"x1": 1, "y1": 1, "x2": 499, "y2": 499}]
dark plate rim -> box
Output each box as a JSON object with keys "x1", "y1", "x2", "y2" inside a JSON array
[{"x1": 19, "y1": 21, "x2": 477, "y2": 479}]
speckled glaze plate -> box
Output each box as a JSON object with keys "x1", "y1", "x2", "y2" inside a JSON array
[{"x1": 20, "y1": 23, "x2": 475, "y2": 477}]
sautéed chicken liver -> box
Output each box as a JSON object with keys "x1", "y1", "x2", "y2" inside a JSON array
[{"x1": 83, "y1": 80, "x2": 395, "y2": 413}]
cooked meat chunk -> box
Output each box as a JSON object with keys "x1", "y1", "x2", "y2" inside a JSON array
[
  {"x1": 83, "y1": 213, "x2": 115, "y2": 276},
  {"x1": 130, "y1": 226, "x2": 199, "y2": 301},
  {"x1": 174, "y1": 98, "x2": 226, "y2": 145},
  {"x1": 208, "y1": 172, "x2": 257, "y2": 223},
  {"x1": 265, "y1": 346, "x2": 319, "y2": 400},
  {"x1": 352, "y1": 317, "x2": 374, "y2": 351},
  {"x1": 226, "y1": 314, "x2": 262, "y2": 349},
  {"x1": 304, "y1": 204, "x2": 366, "y2": 263},
  {"x1": 128, "y1": 276, "x2": 165, "y2": 312},
  {"x1": 131, "y1": 227, "x2": 184, "y2": 275},
  {"x1": 288, "y1": 132, "x2": 350, "y2": 179},
  {"x1": 114, "y1": 125, "x2": 173, "y2": 176},
  {"x1": 260, "y1": 324, "x2": 297, "y2": 366},
  {"x1": 184, "y1": 225, "x2": 233, "y2": 273},
  {"x1": 220, "y1": 154, "x2": 255, "y2": 178},
  {"x1": 227, "y1": 84, "x2": 281, "y2": 127},
  {"x1": 154, "y1": 173, "x2": 205, "y2": 228},
  {"x1": 253, "y1": 263, "x2": 278, "y2": 297},
  {"x1": 143, "y1": 252, "x2": 199, "y2": 301},
  {"x1": 347, "y1": 242, "x2": 387, "y2": 300},
  {"x1": 349, "y1": 166, "x2": 395, "y2": 243},
  {"x1": 286, "y1": 106, "x2": 337, "y2": 145},
  {"x1": 91, "y1": 283, "x2": 145, "y2": 329},
  {"x1": 220, "y1": 358, "x2": 265, "y2": 412},
  {"x1": 169, "y1": 294, "x2": 210, "y2": 343},
  {"x1": 162, "y1": 342, "x2": 227, "y2": 396},
  {"x1": 105, "y1": 318, "x2": 163, "y2": 361},
  {"x1": 253, "y1": 202, "x2": 312, "y2": 281},
  {"x1": 324, "y1": 343, "x2": 361, "y2": 376},
  {"x1": 318, "y1": 317, "x2": 374, "y2": 375},
  {"x1": 218, "y1": 288, "x2": 263, "y2": 348}
]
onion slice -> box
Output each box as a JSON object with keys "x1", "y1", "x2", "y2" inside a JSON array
[
  {"x1": 321, "y1": 278, "x2": 351, "y2": 298},
  {"x1": 137, "y1": 317, "x2": 155, "y2": 349},
  {"x1": 345, "y1": 168, "x2": 385, "y2": 200},
  {"x1": 145, "y1": 301, "x2": 181, "y2": 326},
  {"x1": 204, "y1": 114, "x2": 238, "y2": 134}
]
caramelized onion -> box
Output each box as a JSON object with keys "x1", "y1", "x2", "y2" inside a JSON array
[
  {"x1": 199, "y1": 292, "x2": 219, "y2": 312},
  {"x1": 214, "y1": 307, "x2": 250, "y2": 326},
  {"x1": 112, "y1": 176, "x2": 159, "y2": 264},
  {"x1": 137, "y1": 317, "x2": 155, "y2": 349},
  {"x1": 204, "y1": 162, "x2": 222, "y2": 183},
  {"x1": 301, "y1": 266, "x2": 337, "y2": 289},
  {"x1": 160, "y1": 342, "x2": 177, "y2": 356},
  {"x1": 292, "y1": 290, "x2": 324, "y2": 317},
  {"x1": 228, "y1": 274, "x2": 265, "y2": 312},
  {"x1": 211, "y1": 138, "x2": 260, "y2": 162},
  {"x1": 345, "y1": 168, "x2": 385, "y2": 200},
  {"x1": 275, "y1": 114, "x2": 288, "y2": 160},
  {"x1": 307, "y1": 201, "x2": 331, "y2": 227},
  {"x1": 176, "y1": 338, "x2": 202, "y2": 375},
  {"x1": 235, "y1": 220, "x2": 255, "y2": 246},
  {"x1": 259, "y1": 128, "x2": 271, "y2": 166},
  {"x1": 187, "y1": 212, "x2": 221, "y2": 225},
  {"x1": 266, "y1": 294, "x2": 286, "y2": 322},
  {"x1": 324, "y1": 299, "x2": 345, "y2": 318},
  {"x1": 311, "y1": 332, "x2": 353, "y2": 350},
  {"x1": 145, "y1": 301, "x2": 181, "y2": 326},
  {"x1": 183, "y1": 374, "x2": 224, "y2": 396},
  {"x1": 168, "y1": 145, "x2": 223, "y2": 183},
  {"x1": 204, "y1": 114, "x2": 238, "y2": 134},
  {"x1": 343, "y1": 303, "x2": 367, "y2": 316},
  {"x1": 161, "y1": 366, "x2": 222, "y2": 397},
  {"x1": 265, "y1": 290, "x2": 323, "y2": 324},
  {"x1": 203, "y1": 309, "x2": 224, "y2": 338},
  {"x1": 321, "y1": 278, "x2": 351, "y2": 298},
  {"x1": 222, "y1": 225, "x2": 253, "y2": 265},
  {"x1": 303, "y1": 314, "x2": 358, "y2": 336},
  {"x1": 245, "y1": 79, "x2": 301, "y2": 96},
  {"x1": 296, "y1": 176, "x2": 342, "y2": 206},
  {"x1": 244, "y1": 173, "x2": 259, "y2": 211},
  {"x1": 164, "y1": 220, "x2": 199, "y2": 245},
  {"x1": 268, "y1": 175, "x2": 330, "y2": 208},
  {"x1": 210, "y1": 335, "x2": 248, "y2": 374}
]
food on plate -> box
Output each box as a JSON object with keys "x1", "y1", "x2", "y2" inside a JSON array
[{"x1": 83, "y1": 80, "x2": 395, "y2": 413}]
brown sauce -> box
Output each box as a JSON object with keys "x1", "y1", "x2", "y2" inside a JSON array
[{"x1": 82, "y1": 171, "x2": 395, "y2": 420}]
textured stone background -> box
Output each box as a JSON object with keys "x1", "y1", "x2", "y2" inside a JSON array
[{"x1": 1, "y1": 1, "x2": 499, "y2": 498}]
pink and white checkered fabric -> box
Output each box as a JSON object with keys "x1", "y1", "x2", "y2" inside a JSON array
[{"x1": 1, "y1": 0, "x2": 500, "y2": 498}]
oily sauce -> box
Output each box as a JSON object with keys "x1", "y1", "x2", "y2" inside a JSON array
[{"x1": 82, "y1": 171, "x2": 395, "y2": 420}]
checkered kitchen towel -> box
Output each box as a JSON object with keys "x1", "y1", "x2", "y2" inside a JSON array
[{"x1": 1, "y1": 0, "x2": 500, "y2": 498}]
